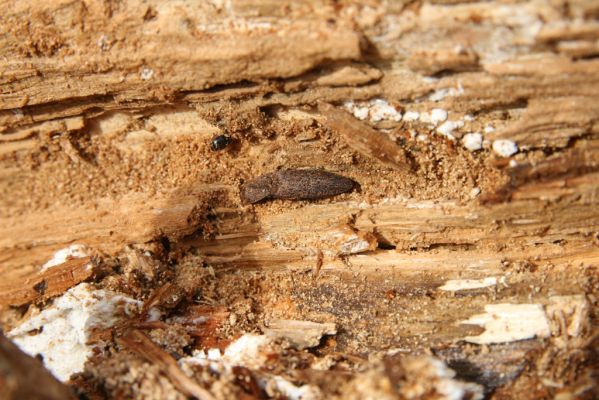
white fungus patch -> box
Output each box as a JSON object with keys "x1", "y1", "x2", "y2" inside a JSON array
[
  {"x1": 41, "y1": 244, "x2": 90, "y2": 271},
  {"x1": 344, "y1": 101, "x2": 367, "y2": 120},
  {"x1": 436, "y1": 120, "x2": 464, "y2": 140},
  {"x1": 8, "y1": 283, "x2": 142, "y2": 381},
  {"x1": 353, "y1": 106, "x2": 369, "y2": 120},
  {"x1": 492, "y1": 139, "x2": 518, "y2": 157},
  {"x1": 139, "y1": 66, "x2": 154, "y2": 80},
  {"x1": 462, "y1": 133, "x2": 483, "y2": 152},
  {"x1": 222, "y1": 334, "x2": 273, "y2": 368},
  {"x1": 262, "y1": 376, "x2": 322, "y2": 400},
  {"x1": 461, "y1": 303, "x2": 551, "y2": 344},
  {"x1": 179, "y1": 334, "x2": 323, "y2": 399},
  {"x1": 439, "y1": 277, "x2": 498, "y2": 292},
  {"x1": 430, "y1": 108, "x2": 448, "y2": 124},
  {"x1": 344, "y1": 99, "x2": 401, "y2": 123},
  {"x1": 146, "y1": 307, "x2": 163, "y2": 322},
  {"x1": 403, "y1": 111, "x2": 420, "y2": 121},
  {"x1": 180, "y1": 334, "x2": 273, "y2": 371},
  {"x1": 368, "y1": 99, "x2": 402, "y2": 122}
]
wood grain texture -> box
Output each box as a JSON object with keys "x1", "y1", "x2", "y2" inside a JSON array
[{"x1": 0, "y1": 256, "x2": 93, "y2": 306}]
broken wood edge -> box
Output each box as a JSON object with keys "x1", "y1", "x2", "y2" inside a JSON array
[{"x1": 0, "y1": 256, "x2": 94, "y2": 307}]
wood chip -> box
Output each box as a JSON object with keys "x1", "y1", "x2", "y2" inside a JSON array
[
  {"x1": 264, "y1": 319, "x2": 337, "y2": 350},
  {"x1": 0, "y1": 256, "x2": 94, "y2": 306},
  {"x1": 318, "y1": 102, "x2": 411, "y2": 173}
]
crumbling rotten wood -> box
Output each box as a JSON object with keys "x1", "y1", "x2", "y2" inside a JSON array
[{"x1": 119, "y1": 329, "x2": 215, "y2": 400}]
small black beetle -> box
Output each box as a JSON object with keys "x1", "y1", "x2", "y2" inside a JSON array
[{"x1": 211, "y1": 134, "x2": 230, "y2": 151}]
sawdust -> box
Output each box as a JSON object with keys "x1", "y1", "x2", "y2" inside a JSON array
[{"x1": 1, "y1": 103, "x2": 502, "y2": 220}]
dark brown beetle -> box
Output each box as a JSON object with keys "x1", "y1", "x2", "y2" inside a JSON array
[{"x1": 240, "y1": 169, "x2": 356, "y2": 204}]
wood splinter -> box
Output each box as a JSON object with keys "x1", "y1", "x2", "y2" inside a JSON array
[{"x1": 318, "y1": 102, "x2": 411, "y2": 173}]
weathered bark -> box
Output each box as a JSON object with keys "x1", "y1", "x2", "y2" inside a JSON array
[{"x1": 0, "y1": 333, "x2": 76, "y2": 400}]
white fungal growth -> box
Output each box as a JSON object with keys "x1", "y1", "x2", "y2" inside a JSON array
[
  {"x1": 344, "y1": 99, "x2": 402, "y2": 123},
  {"x1": 492, "y1": 139, "x2": 518, "y2": 157},
  {"x1": 8, "y1": 283, "x2": 142, "y2": 381},
  {"x1": 368, "y1": 98, "x2": 402, "y2": 122},
  {"x1": 41, "y1": 244, "x2": 89, "y2": 271},
  {"x1": 344, "y1": 101, "x2": 369, "y2": 120},
  {"x1": 436, "y1": 120, "x2": 464, "y2": 140},
  {"x1": 353, "y1": 106, "x2": 369, "y2": 120},
  {"x1": 222, "y1": 334, "x2": 273, "y2": 369},
  {"x1": 461, "y1": 303, "x2": 551, "y2": 344},
  {"x1": 462, "y1": 133, "x2": 483, "y2": 152},
  {"x1": 403, "y1": 111, "x2": 420, "y2": 121},
  {"x1": 430, "y1": 108, "x2": 448, "y2": 125},
  {"x1": 140, "y1": 66, "x2": 154, "y2": 80},
  {"x1": 179, "y1": 334, "x2": 323, "y2": 399}
]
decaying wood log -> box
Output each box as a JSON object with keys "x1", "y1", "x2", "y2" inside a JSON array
[{"x1": 1, "y1": 0, "x2": 598, "y2": 399}]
